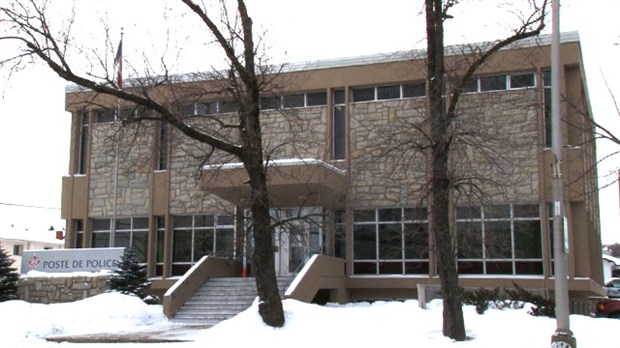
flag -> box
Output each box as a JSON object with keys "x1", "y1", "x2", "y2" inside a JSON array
[{"x1": 114, "y1": 37, "x2": 123, "y2": 89}]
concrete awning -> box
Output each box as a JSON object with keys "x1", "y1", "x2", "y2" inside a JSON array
[{"x1": 202, "y1": 159, "x2": 347, "y2": 208}]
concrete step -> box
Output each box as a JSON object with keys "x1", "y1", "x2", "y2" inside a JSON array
[{"x1": 171, "y1": 276, "x2": 291, "y2": 326}]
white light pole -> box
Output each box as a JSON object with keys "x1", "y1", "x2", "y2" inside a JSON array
[{"x1": 550, "y1": 0, "x2": 576, "y2": 347}]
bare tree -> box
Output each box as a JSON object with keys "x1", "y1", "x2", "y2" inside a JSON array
[
  {"x1": 0, "y1": 0, "x2": 285, "y2": 327},
  {"x1": 424, "y1": 0, "x2": 548, "y2": 340}
]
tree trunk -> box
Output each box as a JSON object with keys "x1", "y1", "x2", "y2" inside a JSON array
[
  {"x1": 426, "y1": 0, "x2": 466, "y2": 341},
  {"x1": 247, "y1": 161, "x2": 284, "y2": 327},
  {"x1": 241, "y1": 87, "x2": 285, "y2": 327}
]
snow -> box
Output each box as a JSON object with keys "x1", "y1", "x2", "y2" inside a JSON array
[
  {"x1": 1, "y1": 292, "x2": 616, "y2": 347},
  {"x1": 203, "y1": 158, "x2": 346, "y2": 175}
]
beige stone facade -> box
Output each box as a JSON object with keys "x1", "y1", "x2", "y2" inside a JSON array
[{"x1": 61, "y1": 32, "x2": 603, "y2": 309}]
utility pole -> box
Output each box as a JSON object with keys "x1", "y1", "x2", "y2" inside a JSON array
[{"x1": 550, "y1": 0, "x2": 576, "y2": 347}]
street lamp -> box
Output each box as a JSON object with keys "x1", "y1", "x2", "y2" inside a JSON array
[{"x1": 550, "y1": 0, "x2": 576, "y2": 347}]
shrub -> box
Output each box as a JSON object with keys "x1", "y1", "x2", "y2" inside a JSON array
[
  {"x1": 0, "y1": 248, "x2": 19, "y2": 302},
  {"x1": 506, "y1": 282, "x2": 555, "y2": 318},
  {"x1": 461, "y1": 287, "x2": 522, "y2": 314},
  {"x1": 461, "y1": 283, "x2": 555, "y2": 318},
  {"x1": 108, "y1": 248, "x2": 158, "y2": 304}
]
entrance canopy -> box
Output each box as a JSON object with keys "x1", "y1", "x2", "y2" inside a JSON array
[{"x1": 202, "y1": 158, "x2": 347, "y2": 208}]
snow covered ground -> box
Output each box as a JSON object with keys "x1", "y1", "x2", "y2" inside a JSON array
[{"x1": 1, "y1": 292, "x2": 616, "y2": 348}]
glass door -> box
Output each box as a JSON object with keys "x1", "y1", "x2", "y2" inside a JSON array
[{"x1": 273, "y1": 208, "x2": 323, "y2": 277}]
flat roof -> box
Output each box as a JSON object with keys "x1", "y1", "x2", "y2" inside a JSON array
[{"x1": 66, "y1": 31, "x2": 579, "y2": 94}]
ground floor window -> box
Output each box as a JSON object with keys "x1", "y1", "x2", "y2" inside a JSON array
[
  {"x1": 73, "y1": 219, "x2": 84, "y2": 248},
  {"x1": 457, "y1": 204, "x2": 543, "y2": 275},
  {"x1": 90, "y1": 217, "x2": 149, "y2": 262},
  {"x1": 171, "y1": 214, "x2": 235, "y2": 275},
  {"x1": 351, "y1": 207, "x2": 429, "y2": 275}
]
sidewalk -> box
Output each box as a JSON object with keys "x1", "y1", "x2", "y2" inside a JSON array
[{"x1": 45, "y1": 323, "x2": 210, "y2": 344}]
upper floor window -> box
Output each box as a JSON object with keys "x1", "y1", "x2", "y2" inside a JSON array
[
  {"x1": 76, "y1": 111, "x2": 89, "y2": 175},
  {"x1": 463, "y1": 72, "x2": 536, "y2": 94},
  {"x1": 352, "y1": 82, "x2": 427, "y2": 103},
  {"x1": 157, "y1": 122, "x2": 168, "y2": 171},
  {"x1": 260, "y1": 96, "x2": 281, "y2": 110},
  {"x1": 480, "y1": 75, "x2": 507, "y2": 91},
  {"x1": 95, "y1": 109, "x2": 116, "y2": 123},
  {"x1": 333, "y1": 89, "x2": 346, "y2": 160}
]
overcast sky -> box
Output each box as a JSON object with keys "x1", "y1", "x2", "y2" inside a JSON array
[{"x1": 0, "y1": 0, "x2": 618, "y2": 243}]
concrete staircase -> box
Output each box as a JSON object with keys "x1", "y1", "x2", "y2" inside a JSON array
[{"x1": 171, "y1": 277, "x2": 289, "y2": 327}]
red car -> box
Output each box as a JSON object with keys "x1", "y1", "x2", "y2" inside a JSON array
[
  {"x1": 592, "y1": 278, "x2": 620, "y2": 318},
  {"x1": 594, "y1": 297, "x2": 620, "y2": 318}
]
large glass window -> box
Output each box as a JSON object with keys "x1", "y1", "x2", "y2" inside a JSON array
[
  {"x1": 456, "y1": 204, "x2": 543, "y2": 275},
  {"x1": 113, "y1": 217, "x2": 149, "y2": 262},
  {"x1": 90, "y1": 217, "x2": 149, "y2": 262},
  {"x1": 352, "y1": 207, "x2": 429, "y2": 275},
  {"x1": 91, "y1": 218, "x2": 111, "y2": 249},
  {"x1": 171, "y1": 214, "x2": 236, "y2": 275}
]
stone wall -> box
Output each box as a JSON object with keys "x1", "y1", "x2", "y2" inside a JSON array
[
  {"x1": 348, "y1": 89, "x2": 540, "y2": 208},
  {"x1": 89, "y1": 122, "x2": 153, "y2": 217},
  {"x1": 17, "y1": 274, "x2": 111, "y2": 304}
]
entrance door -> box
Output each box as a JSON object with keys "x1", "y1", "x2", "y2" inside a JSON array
[{"x1": 273, "y1": 208, "x2": 322, "y2": 277}]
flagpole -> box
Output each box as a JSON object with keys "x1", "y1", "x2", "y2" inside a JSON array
[{"x1": 111, "y1": 29, "x2": 123, "y2": 247}]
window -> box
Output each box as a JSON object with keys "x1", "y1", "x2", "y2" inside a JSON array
[
  {"x1": 351, "y1": 87, "x2": 375, "y2": 102},
  {"x1": 479, "y1": 75, "x2": 507, "y2": 91},
  {"x1": 306, "y1": 91, "x2": 327, "y2": 106},
  {"x1": 456, "y1": 204, "x2": 543, "y2": 275},
  {"x1": 74, "y1": 219, "x2": 84, "y2": 248},
  {"x1": 13, "y1": 244, "x2": 23, "y2": 256},
  {"x1": 91, "y1": 218, "x2": 111, "y2": 248},
  {"x1": 543, "y1": 69, "x2": 552, "y2": 147},
  {"x1": 352, "y1": 207, "x2": 429, "y2": 275},
  {"x1": 95, "y1": 109, "x2": 116, "y2": 123},
  {"x1": 260, "y1": 96, "x2": 281, "y2": 110},
  {"x1": 283, "y1": 94, "x2": 305, "y2": 108},
  {"x1": 333, "y1": 90, "x2": 346, "y2": 160},
  {"x1": 510, "y1": 73, "x2": 536, "y2": 89},
  {"x1": 196, "y1": 102, "x2": 217, "y2": 115},
  {"x1": 461, "y1": 78, "x2": 479, "y2": 93},
  {"x1": 113, "y1": 217, "x2": 149, "y2": 262},
  {"x1": 403, "y1": 82, "x2": 426, "y2": 98},
  {"x1": 90, "y1": 217, "x2": 149, "y2": 262},
  {"x1": 181, "y1": 104, "x2": 196, "y2": 116},
  {"x1": 157, "y1": 122, "x2": 168, "y2": 171},
  {"x1": 219, "y1": 100, "x2": 237, "y2": 114},
  {"x1": 376, "y1": 85, "x2": 401, "y2": 100},
  {"x1": 76, "y1": 111, "x2": 89, "y2": 175},
  {"x1": 172, "y1": 214, "x2": 236, "y2": 275}
]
